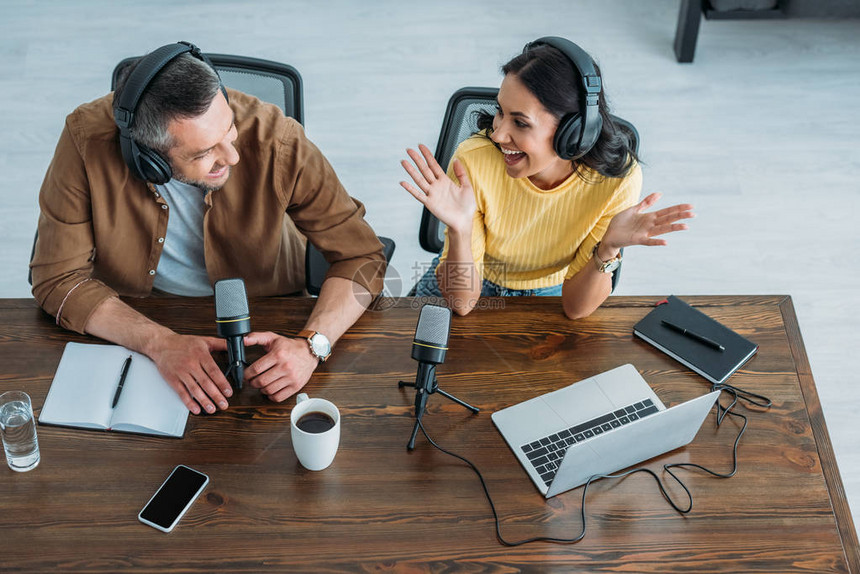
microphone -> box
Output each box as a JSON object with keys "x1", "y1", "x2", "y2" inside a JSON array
[
  {"x1": 214, "y1": 278, "x2": 251, "y2": 389},
  {"x1": 411, "y1": 304, "x2": 452, "y2": 395},
  {"x1": 398, "y1": 303, "x2": 478, "y2": 450}
]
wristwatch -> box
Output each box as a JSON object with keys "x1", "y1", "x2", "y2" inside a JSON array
[
  {"x1": 298, "y1": 329, "x2": 332, "y2": 363},
  {"x1": 592, "y1": 242, "x2": 622, "y2": 274}
]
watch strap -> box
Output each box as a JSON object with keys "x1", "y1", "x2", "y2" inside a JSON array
[{"x1": 592, "y1": 241, "x2": 622, "y2": 273}]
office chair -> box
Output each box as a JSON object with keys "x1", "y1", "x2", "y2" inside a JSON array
[
  {"x1": 417, "y1": 86, "x2": 639, "y2": 293},
  {"x1": 29, "y1": 53, "x2": 394, "y2": 293}
]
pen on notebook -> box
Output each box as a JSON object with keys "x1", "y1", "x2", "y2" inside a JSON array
[
  {"x1": 661, "y1": 320, "x2": 725, "y2": 352},
  {"x1": 111, "y1": 355, "x2": 133, "y2": 408}
]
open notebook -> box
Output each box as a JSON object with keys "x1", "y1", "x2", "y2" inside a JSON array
[{"x1": 39, "y1": 343, "x2": 189, "y2": 438}]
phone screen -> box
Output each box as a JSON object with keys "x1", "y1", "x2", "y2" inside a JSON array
[{"x1": 139, "y1": 465, "x2": 209, "y2": 532}]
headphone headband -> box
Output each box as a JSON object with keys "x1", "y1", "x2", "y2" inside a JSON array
[
  {"x1": 524, "y1": 36, "x2": 603, "y2": 160},
  {"x1": 526, "y1": 37, "x2": 600, "y2": 91},
  {"x1": 114, "y1": 42, "x2": 199, "y2": 130}
]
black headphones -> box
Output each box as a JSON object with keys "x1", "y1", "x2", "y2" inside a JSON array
[
  {"x1": 113, "y1": 41, "x2": 227, "y2": 185},
  {"x1": 523, "y1": 36, "x2": 603, "y2": 161}
]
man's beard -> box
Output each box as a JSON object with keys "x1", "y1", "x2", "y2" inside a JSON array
[{"x1": 172, "y1": 166, "x2": 232, "y2": 194}]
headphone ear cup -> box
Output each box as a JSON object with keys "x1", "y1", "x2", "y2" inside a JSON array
[
  {"x1": 135, "y1": 142, "x2": 172, "y2": 185},
  {"x1": 577, "y1": 112, "x2": 603, "y2": 159},
  {"x1": 554, "y1": 113, "x2": 583, "y2": 160}
]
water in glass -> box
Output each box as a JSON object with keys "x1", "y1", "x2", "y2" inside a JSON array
[{"x1": 0, "y1": 395, "x2": 40, "y2": 472}]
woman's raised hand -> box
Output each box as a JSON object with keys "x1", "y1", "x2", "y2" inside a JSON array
[
  {"x1": 400, "y1": 144, "x2": 476, "y2": 235},
  {"x1": 602, "y1": 193, "x2": 695, "y2": 251}
]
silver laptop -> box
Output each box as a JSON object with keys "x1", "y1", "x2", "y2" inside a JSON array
[{"x1": 491, "y1": 364, "x2": 720, "y2": 498}]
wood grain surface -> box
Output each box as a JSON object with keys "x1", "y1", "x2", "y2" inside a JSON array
[{"x1": 0, "y1": 296, "x2": 856, "y2": 573}]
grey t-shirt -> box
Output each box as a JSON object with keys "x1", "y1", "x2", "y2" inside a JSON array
[{"x1": 152, "y1": 179, "x2": 213, "y2": 296}]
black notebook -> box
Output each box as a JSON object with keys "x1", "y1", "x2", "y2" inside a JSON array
[{"x1": 633, "y1": 296, "x2": 758, "y2": 385}]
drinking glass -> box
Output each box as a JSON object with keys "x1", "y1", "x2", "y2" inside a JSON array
[{"x1": 0, "y1": 391, "x2": 40, "y2": 472}]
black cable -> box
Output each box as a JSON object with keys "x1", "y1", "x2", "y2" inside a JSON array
[{"x1": 415, "y1": 382, "x2": 771, "y2": 546}]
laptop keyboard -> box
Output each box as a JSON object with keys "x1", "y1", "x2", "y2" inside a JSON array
[{"x1": 520, "y1": 399, "x2": 659, "y2": 486}]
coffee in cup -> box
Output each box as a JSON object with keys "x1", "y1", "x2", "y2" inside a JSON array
[{"x1": 296, "y1": 411, "x2": 336, "y2": 434}]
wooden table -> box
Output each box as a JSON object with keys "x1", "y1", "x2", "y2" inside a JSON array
[{"x1": 0, "y1": 296, "x2": 856, "y2": 572}]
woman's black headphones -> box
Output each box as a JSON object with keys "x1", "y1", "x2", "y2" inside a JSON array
[
  {"x1": 113, "y1": 41, "x2": 227, "y2": 184},
  {"x1": 523, "y1": 37, "x2": 603, "y2": 161}
]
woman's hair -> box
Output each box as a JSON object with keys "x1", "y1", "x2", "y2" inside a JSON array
[
  {"x1": 476, "y1": 43, "x2": 638, "y2": 180},
  {"x1": 113, "y1": 53, "x2": 222, "y2": 154}
]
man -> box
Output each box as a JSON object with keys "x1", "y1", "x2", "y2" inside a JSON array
[{"x1": 30, "y1": 43, "x2": 386, "y2": 416}]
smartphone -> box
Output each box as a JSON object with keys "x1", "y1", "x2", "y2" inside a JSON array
[{"x1": 138, "y1": 465, "x2": 209, "y2": 533}]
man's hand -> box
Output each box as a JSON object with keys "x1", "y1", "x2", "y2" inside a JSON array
[
  {"x1": 84, "y1": 297, "x2": 234, "y2": 415},
  {"x1": 243, "y1": 332, "x2": 319, "y2": 402},
  {"x1": 147, "y1": 333, "x2": 233, "y2": 415}
]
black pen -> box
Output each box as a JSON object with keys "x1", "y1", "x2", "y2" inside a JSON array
[
  {"x1": 111, "y1": 355, "x2": 133, "y2": 408},
  {"x1": 661, "y1": 320, "x2": 725, "y2": 352}
]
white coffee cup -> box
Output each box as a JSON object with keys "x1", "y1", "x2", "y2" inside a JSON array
[{"x1": 290, "y1": 393, "x2": 340, "y2": 471}]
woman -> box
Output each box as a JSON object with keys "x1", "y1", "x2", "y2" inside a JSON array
[{"x1": 401, "y1": 37, "x2": 693, "y2": 318}]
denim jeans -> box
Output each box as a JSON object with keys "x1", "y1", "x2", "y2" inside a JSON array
[{"x1": 413, "y1": 256, "x2": 563, "y2": 297}]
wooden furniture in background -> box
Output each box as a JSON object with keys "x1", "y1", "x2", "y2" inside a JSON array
[
  {"x1": 675, "y1": 0, "x2": 786, "y2": 63},
  {"x1": 0, "y1": 296, "x2": 856, "y2": 572}
]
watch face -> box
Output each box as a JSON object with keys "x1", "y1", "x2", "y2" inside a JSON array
[
  {"x1": 309, "y1": 333, "x2": 331, "y2": 358},
  {"x1": 603, "y1": 259, "x2": 621, "y2": 273}
]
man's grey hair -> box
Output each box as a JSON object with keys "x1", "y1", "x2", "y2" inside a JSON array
[{"x1": 113, "y1": 52, "x2": 222, "y2": 154}]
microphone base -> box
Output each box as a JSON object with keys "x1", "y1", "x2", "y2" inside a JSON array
[{"x1": 398, "y1": 378, "x2": 479, "y2": 450}]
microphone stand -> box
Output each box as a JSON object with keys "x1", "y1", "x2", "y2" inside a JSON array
[
  {"x1": 399, "y1": 363, "x2": 479, "y2": 450},
  {"x1": 224, "y1": 361, "x2": 247, "y2": 390}
]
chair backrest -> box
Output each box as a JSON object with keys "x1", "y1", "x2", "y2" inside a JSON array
[
  {"x1": 418, "y1": 88, "x2": 499, "y2": 253},
  {"x1": 418, "y1": 86, "x2": 639, "y2": 292},
  {"x1": 111, "y1": 53, "x2": 304, "y2": 124}
]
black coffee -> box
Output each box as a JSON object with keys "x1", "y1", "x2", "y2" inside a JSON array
[{"x1": 296, "y1": 411, "x2": 335, "y2": 433}]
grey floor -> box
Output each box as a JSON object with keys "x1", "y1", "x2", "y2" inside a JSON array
[{"x1": 2, "y1": 1, "x2": 858, "y2": 533}]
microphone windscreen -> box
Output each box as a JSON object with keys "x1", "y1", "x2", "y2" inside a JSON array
[
  {"x1": 412, "y1": 304, "x2": 451, "y2": 365},
  {"x1": 415, "y1": 304, "x2": 452, "y2": 347},
  {"x1": 214, "y1": 278, "x2": 249, "y2": 319}
]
